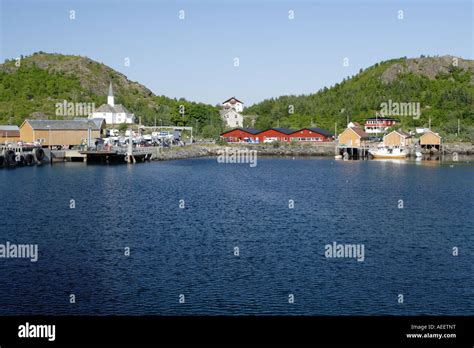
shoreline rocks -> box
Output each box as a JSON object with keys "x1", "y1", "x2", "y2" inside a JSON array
[{"x1": 153, "y1": 142, "x2": 474, "y2": 162}]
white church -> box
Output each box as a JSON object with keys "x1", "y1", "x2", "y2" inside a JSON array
[{"x1": 90, "y1": 83, "x2": 135, "y2": 124}]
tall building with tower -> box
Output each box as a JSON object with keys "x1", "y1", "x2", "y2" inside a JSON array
[{"x1": 90, "y1": 83, "x2": 135, "y2": 125}]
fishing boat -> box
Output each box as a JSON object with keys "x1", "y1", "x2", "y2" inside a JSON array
[{"x1": 369, "y1": 147, "x2": 407, "y2": 159}]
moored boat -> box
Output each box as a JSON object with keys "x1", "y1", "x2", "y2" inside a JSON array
[{"x1": 369, "y1": 147, "x2": 407, "y2": 159}]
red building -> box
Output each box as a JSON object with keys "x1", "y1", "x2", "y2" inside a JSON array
[
  {"x1": 221, "y1": 126, "x2": 334, "y2": 143},
  {"x1": 289, "y1": 128, "x2": 334, "y2": 142},
  {"x1": 254, "y1": 128, "x2": 295, "y2": 143},
  {"x1": 220, "y1": 128, "x2": 261, "y2": 142},
  {"x1": 364, "y1": 117, "x2": 399, "y2": 134}
]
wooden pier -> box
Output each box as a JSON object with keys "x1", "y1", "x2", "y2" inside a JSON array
[
  {"x1": 79, "y1": 146, "x2": 161, "y2": 164},
  {"x1": 336, "y1": 145, "x2": 372, "y2": 159}
]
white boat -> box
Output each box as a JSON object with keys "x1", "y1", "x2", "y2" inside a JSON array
[{"x1": 369, "y1": 147, "x2": 407, "y2": 159}]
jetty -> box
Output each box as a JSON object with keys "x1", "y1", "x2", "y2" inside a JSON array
[{"x1": 80, "y1": 146, "x2": 161, "y2": 164}]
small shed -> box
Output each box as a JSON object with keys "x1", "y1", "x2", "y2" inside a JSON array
[
  {"x1": 338, "y1": 127, "x2": 370, "y2": 147},
  {"x1": 0, "y1": 125, "x2": 21, "y2": 143},
  {"x1": 383, "y1": 130, "x2": 413, "y2": 147},
  {"x1": 420, "y1": 130, "x2": 442, "y2": 150}
]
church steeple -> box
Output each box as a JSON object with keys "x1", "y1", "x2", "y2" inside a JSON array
[{"x1": 107, "y1": 82, "x2": 115, "y2": 107}]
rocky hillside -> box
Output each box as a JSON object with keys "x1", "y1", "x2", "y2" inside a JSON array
[{"x1": 381, "y1": 55, "x2": 473, "y2": 83}]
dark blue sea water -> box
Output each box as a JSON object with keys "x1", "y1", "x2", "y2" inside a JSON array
[{"x1": 0, "y1": 157, "x2": 472, "y2": 315}]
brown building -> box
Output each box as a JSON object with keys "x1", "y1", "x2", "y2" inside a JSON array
[
  {"x1": 420, "y1": 130, "x2": 442, "y2": 150},
  {"x1": 20, "y1": 119, "x2": 106, "y2": 147},
  {"x1": 0, "y1": 125, "x2": 21, "y2": 143},
  {"x1": 383, "y1": 130, "x2": 413, "y2": 147},
  {"x1": 338, "y1": 127, "x2": 370, "y2": 147}
]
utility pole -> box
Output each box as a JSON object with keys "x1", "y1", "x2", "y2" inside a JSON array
[
  {"x1": 457, "y1": 118, "x2": 460, "y2": 136},
  {"x1": 334, "y1": 122, "x2": 337, "y2": 140},
  {"x1": 429, "y1": 117, "x2": 431, "y2": 129},
  {"x1": 47, "y1": 125, "x2": 52, "y2": 164}
]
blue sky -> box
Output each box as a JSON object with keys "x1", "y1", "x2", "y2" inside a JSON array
[{"x1": 0, "y1": 0, "x2": 472, "y2": 106}]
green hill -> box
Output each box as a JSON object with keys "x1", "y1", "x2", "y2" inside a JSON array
[
  {"x1": 1, "y1": 53, "x2": 473, "y2": 141},
  {"x1": 245, "y1": 55, "x2": 474, "y2": 142},
  {"x1": 0, "y1": 52, "x2": 222, "y2": 136}
]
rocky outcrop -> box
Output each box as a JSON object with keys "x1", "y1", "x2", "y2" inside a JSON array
[
  {"x1": 154, "y1": 143, "x2": 336, "y2": 161},
  {"x1": 381, "y1": 55, "x2": 474, "y2": 83},
  {"x1": 443, "y1": 143, "x2": 474, "y2": 155}
]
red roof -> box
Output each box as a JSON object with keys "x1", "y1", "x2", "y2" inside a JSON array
[{"x1": 222, "y1": 97, "x2": 243, "y2": 104}]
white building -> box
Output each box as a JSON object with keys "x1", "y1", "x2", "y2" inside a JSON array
[
  {"x1": 220, "y1": 108, "x2": 244, "y2": 128},
  {"x1": 222, "y1": 97, "x2": 243, "y2": 113},
  {"x1": 347, "y1": 122, "x2": 361, "y2": 128},
  {"x1": 221, "y1": 97, "x2": 244, "y2": 128},
  {"x1": 90, "y1": 83, "x2": 134, "y2": 125}
]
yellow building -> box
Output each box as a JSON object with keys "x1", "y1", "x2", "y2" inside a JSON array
[
  {"x1": 20, "y1": 119, "x2": 105, "y2": 147},
  {"x1": 420, "y1": 130, "x2": 442, "y2": 150},
  {"x1": 383, "y1": 130, "x2": 413, "y2": 147},
  {"x1": 338, "y1": 127, "x2": 370, "y2": 147},
  {"x1": 0, "y1": 125, "x2": 21, "y2": 143}
]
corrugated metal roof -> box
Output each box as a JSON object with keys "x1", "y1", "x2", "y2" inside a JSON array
[
  {"x1": 0, "y1": 125, "x2": 20, "y2": 131},
  {"x1": 25, "y1": 119, "x2": 102, "y2": 131}
]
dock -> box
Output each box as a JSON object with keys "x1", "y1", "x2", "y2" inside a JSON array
[
  {"x1": 79, "y1": 146, "x2": 161, "y2": 164},
  {"x1": 336, "y1": 145, "x2": 372, "y2": 159}
]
